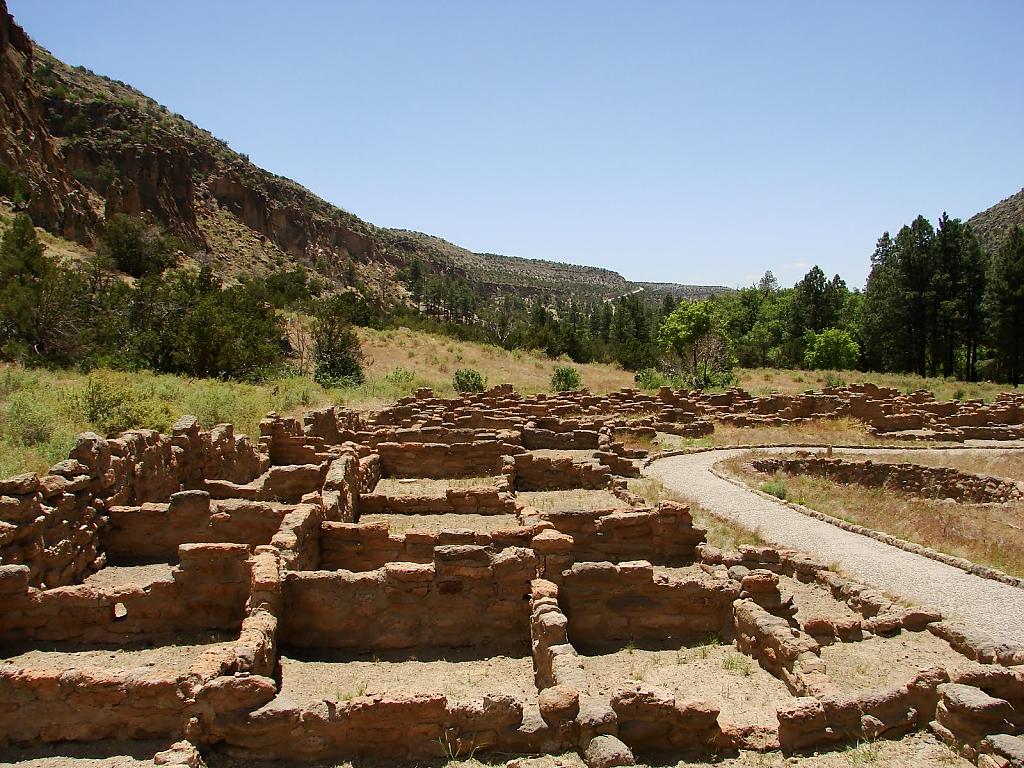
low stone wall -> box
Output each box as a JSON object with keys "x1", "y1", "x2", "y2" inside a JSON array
[
  {"x1": 205, "y1": 463, "x2": 327, "y2": 504},
  {"x1": 280, "y1": 545, "x2": 536, "y2": 654},
  {"x1": 359, "y1": 486, "x2": 515, "y2": 517},
  {"x1": 778, "y1": 667, "x2": 949, "y2": 751},
  {"x1": 523, "y1": 425, "x2": 599, "y2": 451},
  {"x1": 104, "y1": 493, "x2": 288, "y2": 561},
  {"x1": 319, "y1": 521, "x2": 543, "y2": 572},
  {"x1": 539, "y1": 502, "x2": 705, "y2": 565},
  {"x1": 611, "y1": 686, "x2": 723, "y2": 755},
  {"x1": 560, "y1": 560, "x2": 740, "y2": 652},
  {"x1": 376, "y1": 440, "x2": 520, "y2": 479},
  {"x1": 200, "y1": 686, "x2": 530, "y2": 762},
  {"x1": 0, "y1": 543, "x2": 253, "y2": 644},
  {"x1": 750, "y1": 456, "x2": 1024, "y2": 503},
  {"x1": 0, "y1": 422, "x2": 268, "y2": 589},
  {"x1": 269, "y1": 503, "x2": 323, "y2": 571},
  {"x1": 733, "y1": 599, "x2": 828, "y2": 696},
  {"x1": 508, "y1": 454, "x2": 611, "y2": 491},
  {"x1": 932, "y1": 667, "x2": 1024, "y2": 765},
  {"x1": 0, "y1": 547, "x2": 281, "y2": 746}
]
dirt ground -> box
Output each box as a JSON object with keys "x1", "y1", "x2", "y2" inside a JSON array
[
  {"x1": 359, "y1": 512, "x2": 522, "y2": 533},
  {"x1": 579, "y1": 644, "x2": 794, "y2": 728},
  {"x1": 667, "y1": 730, "x2": 970, "y2": 767},
  {"x1": 528, "y1": 449, "x2": 599, "y2": 461},
  {"x1": 82, "y1": 562, "x2": 175, "y2": 589},
  {"x1": 0, "y1": 733, "x2": 973, "y2": 768},
  {"x1": 277, "y1": 648, "x2": 539, "y2": 707},
  {"x1": 1, "y1": 632, "x2": 236, "y2": 675},
  {"x1": 819, "y1": 631, "x2": 980, "y2": 694},
  {"x1": 778, "y1": 575, "x2": 862, "y2": 624},
  {"x1": 0, "y1": 741, "x2": 168, "y2": 767},
  {"x1": 372, "y1": 476, "x2": 504, "y2": 494},
  {"x1": 515, "y1": 489, "x2": 630, "y2": 512},
  {"x1": 653, "y1": 564, "x2": 707, "y2": 581},
  {"x1": 206, "y1": 751, "x2": 587, "y2": 768}
]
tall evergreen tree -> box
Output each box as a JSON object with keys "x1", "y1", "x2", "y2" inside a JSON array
[{"x1": 985, "y1": 226, "x2": 1024, "y2": 386}]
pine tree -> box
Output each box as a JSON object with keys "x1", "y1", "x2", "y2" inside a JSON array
[
  {"x1": 0, "y1": 214, "x2": 52, "y2": 360},
  {"x1": 985, "y1": 226, "x2": 1024, "y2": 386}
]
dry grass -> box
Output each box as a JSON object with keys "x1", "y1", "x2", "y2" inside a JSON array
[
  {"x1": 736, "y1": 366, "x2": 1009, "y2": 403},
  {"x1": 627, "y1": 476, "x2": 765, "y2": 551},
  {"x1": 725, "y1": 454, "x2": 1024, "y2": 577},
  {"x1": 357, "y1": 327, "x2": 634, "y2": 397}
]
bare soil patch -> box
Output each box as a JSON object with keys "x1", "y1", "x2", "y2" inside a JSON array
[
  {"x1": 819, "y1": 631, "x2": 979, "y2": 695},
  {"x1": 0, "y1": 740, "x2": 167, "y2": 767},
  {"x1": 1, "y1": 632, "x2": 236, "y2": 675},
  {"x1": 668, "y1": 730, "x2": 970, "y2": 767},
  {"x1": 277, "y1": 649, "x2": 538, "y2": 707},
  {"x1": 653, "y1": 564, "x2": 706, "y2": 581},
  {"x1": 515, "y1": 489, "x2": 629, "y2": 512},
  {"x1": 207, "y1": 752, "x2": 586, "y2": 768},
  {"x1": 359, "y1": 512, "x2": 521, "y2": 533},
  {"x1": 528, "y1": 449, "x2": 599, "y2": 461},
  {"x1": 579, "y1": 644, "x2": 794, "y2": 729},
  {"x1": 723, "y1": 453, "x2": 1024, "y2": 577},
  {"x1": 779, "y1": 575, "x2": 861, "y2": 624},
  {"x1": 372, "y1": 476, "x2": 503, "y2": 494},
  {"x1": 82, "y1": 562, "x2": 174, "y2": 590}
]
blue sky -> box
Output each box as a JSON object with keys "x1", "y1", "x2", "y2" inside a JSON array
[{"x1": 12, "y1": 1, "x2": 1023, "y2": 288}]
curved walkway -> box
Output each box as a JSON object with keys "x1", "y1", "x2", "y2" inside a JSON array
[{"x1": 644, "y1": 447, "x2": 1024, "y2": 646}]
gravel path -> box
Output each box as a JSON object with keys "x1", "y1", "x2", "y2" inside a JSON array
[{"x1": 645, "y1": 448, "x2": 1024, "y2": 646}]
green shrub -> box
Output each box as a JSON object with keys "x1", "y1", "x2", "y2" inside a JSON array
[
  {"x1": 4, "y1": 391, "x2": 53, "y2": 446},
  {"x1": 453, "y1": 368, "x2": 486, "y2": 393},
  {"x1": 804, "y1": 328, "x2": 860, "y2": 371},
  {"x1": 760, "y1": 478, "x2": 789, "y2": 501},
  {"x1": 98, "y1": 213, "x2": 181, "y2": 277},
  {"x1": 551, "y1": 365, "x2": 581, "y2": 392},
  {"x1": 824, "y1": 372, "x2": 846, "y2": 388},
  {"x1": 311, "y1": 296, "x2": 366, "y2": 387},
  {"x1": 0, "y1": 164, "x2": 28, "y2": 203},
  {"x1": 384, "y1": 367, "x2": 416, "y2": 386},
  {"x1": 634, "y1": 367, "x2": 671, "y2": 390},
  {"x1": 77, "y1": 373, "x2": 173, "y2": 437}
]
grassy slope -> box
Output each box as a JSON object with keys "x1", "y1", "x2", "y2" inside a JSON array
[
  {"x1": 2, "y1": 326, "x2": 1020, "y2": 478},
  {"x1": 0, "y1": 332, "x2": 635, "y2": 477}
]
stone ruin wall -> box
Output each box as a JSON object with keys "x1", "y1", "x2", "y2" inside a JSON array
[
  {"x1": 751, "y1": 456, "x2": 1024, "y2": 504},
  {"x1": 1, "y1": 382, "x2": 1023, "y2": 766}
]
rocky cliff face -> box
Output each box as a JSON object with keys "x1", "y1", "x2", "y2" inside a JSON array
[
  {"x1": 0, "y1": 1, "x2": 96, "y2": 242},
  {"x1": 969, "y1": 187, "x2": 1024, "y2": 256},
  {"x1": 0, "y1": 0, "x2": 723, "y2": 302},
  {"x1": 0, "y1": 0, "x2": 380, "y2": 281}
]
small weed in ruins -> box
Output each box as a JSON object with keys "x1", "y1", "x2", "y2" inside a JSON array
[
  {"x1": 624, "y1": 639, "x2": 636, "y2": 655},
  {"x1": 438, "y1": 734, "x2": 477, "y2": 765},
  {"x1": 845, "y1": 740, "x2": 882, "y2": 764},
  {"x1": 695, "y1": 634, "x2": 718, "y2": 660},
  {"x1": 722, "y1": 652, "x2": 752, "y2": 676}
]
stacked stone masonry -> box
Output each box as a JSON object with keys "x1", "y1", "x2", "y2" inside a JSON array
[{"x1": 1, "y1": 383, "x2": 1023, "y2": 766}]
